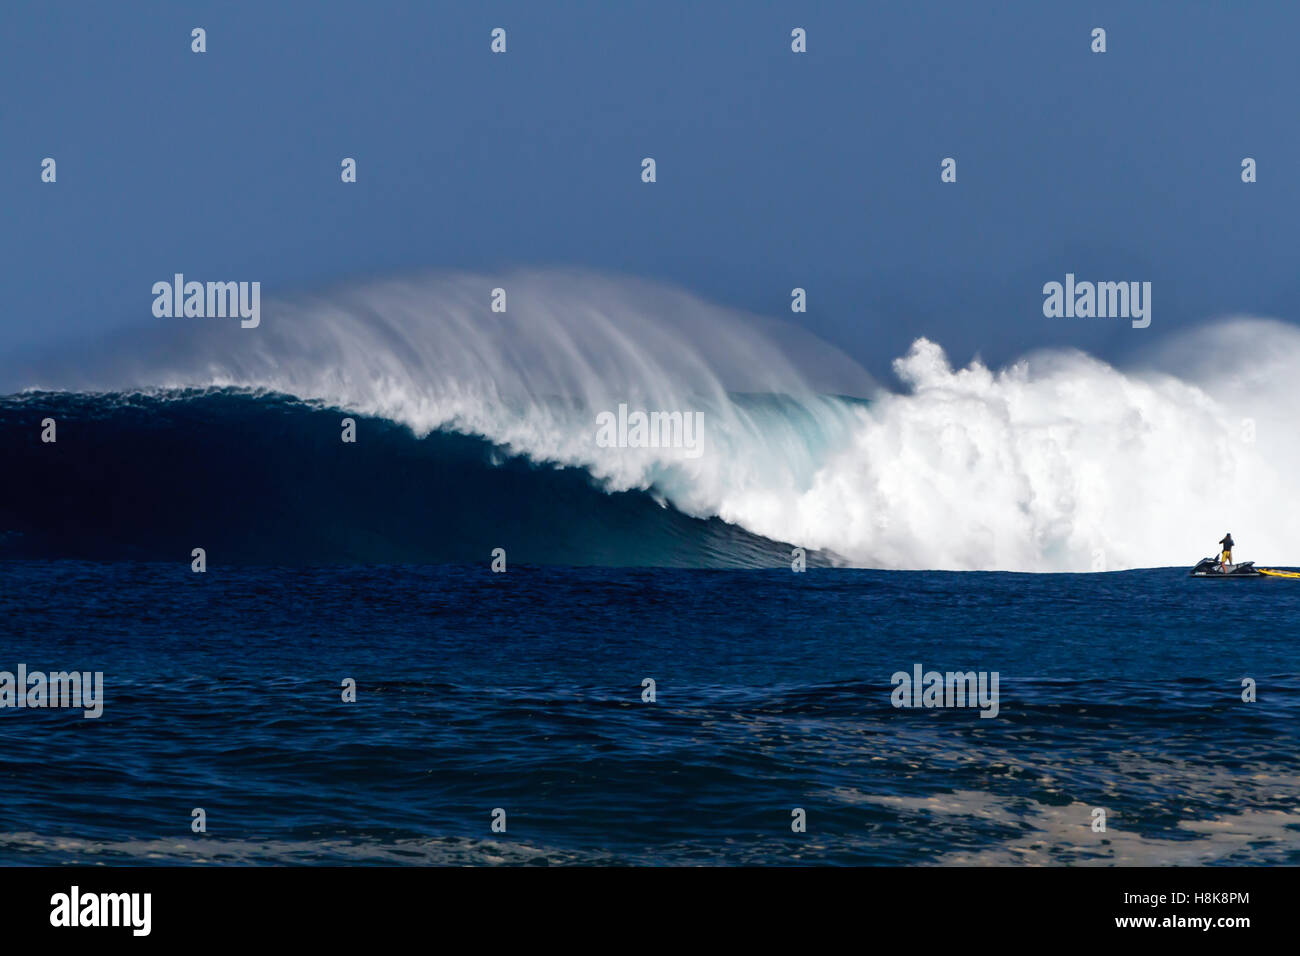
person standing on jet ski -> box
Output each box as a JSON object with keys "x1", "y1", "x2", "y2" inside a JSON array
[{"x1": 1219, "y1": 532, "x2": 1235, "y2": 566}]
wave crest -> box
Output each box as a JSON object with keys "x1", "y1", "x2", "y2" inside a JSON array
[{"x1": 8, "y1": 271, "x2": 1300, "y2": 571}]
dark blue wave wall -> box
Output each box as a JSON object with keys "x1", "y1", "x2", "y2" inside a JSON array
[{"x1": 0, "y1": 390, "x2": 819, "y2": 568}]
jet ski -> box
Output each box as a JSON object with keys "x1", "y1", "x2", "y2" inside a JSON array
[{"x1": 1189, "y1": 557, "x2": 1263, "y2": 578}]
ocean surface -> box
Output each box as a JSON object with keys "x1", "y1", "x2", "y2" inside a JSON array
[{"x1": 2, "y1": 559, "x2": 1298, "y2": 866}]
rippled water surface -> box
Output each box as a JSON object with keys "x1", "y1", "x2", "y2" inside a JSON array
[{"x1": 1, "y1": 563, "x2": 1297, "y2": 865}]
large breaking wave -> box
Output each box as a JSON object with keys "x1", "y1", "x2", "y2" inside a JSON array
[{"x1": 4, "y1": 270, "x2": 1299, "y2": 570}]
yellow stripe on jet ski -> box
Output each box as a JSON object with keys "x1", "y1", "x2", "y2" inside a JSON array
[{"x1": 1258, "y1": 568, "x2": 1300, "y2": 578}]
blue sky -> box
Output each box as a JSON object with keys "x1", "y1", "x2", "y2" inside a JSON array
[{"x1": 3, "y1": 0, "x2": 1298, "y2": 381}]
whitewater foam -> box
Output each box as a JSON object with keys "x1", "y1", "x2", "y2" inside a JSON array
[{"x1": 774, "y1": 329, "x2": 1300, "y2": 571}]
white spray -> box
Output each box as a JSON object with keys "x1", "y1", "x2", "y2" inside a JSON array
[{"x1": 11, "y1": 271, "x2": 1299, "y2": 571}]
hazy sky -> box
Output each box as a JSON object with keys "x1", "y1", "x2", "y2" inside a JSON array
[{"x1": 3, "y1": 0, "x2": 1298, "y2": 382}]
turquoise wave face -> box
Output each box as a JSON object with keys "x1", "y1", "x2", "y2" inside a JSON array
[{"x1": 0, "y1": 389, "x2": 826, "y2": 569}]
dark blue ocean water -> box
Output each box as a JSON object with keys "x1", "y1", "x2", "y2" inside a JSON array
[{"x1": 2, "y1": 561, "x2": 1298, "y2": 866}]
